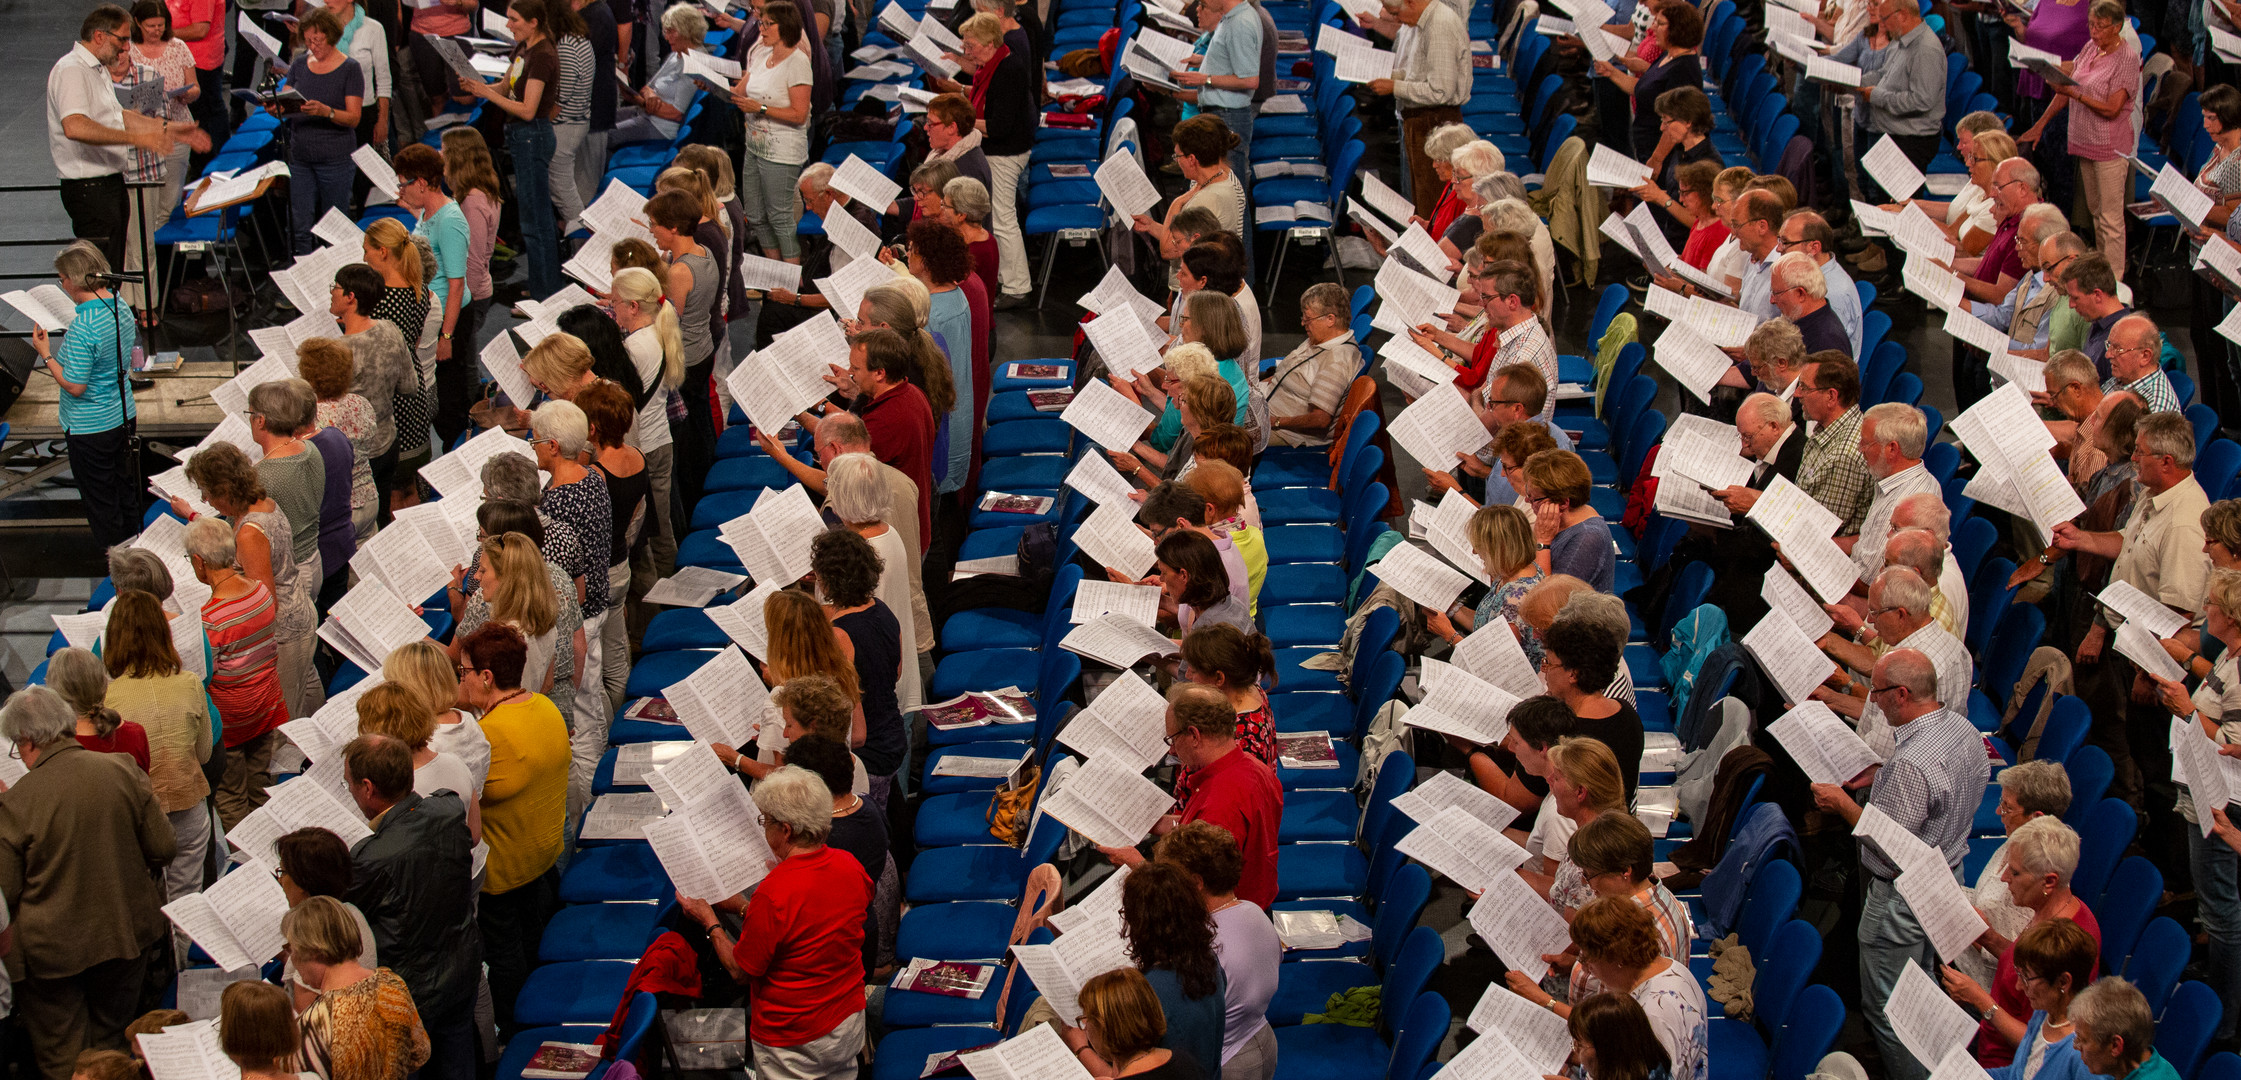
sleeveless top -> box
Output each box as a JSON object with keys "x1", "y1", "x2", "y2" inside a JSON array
[
  {"x1": 832, "y1": 603, "x2": 906, "y2": 777},
  {"x1": 257, "y1": 448, "x2": 326, "y2": 567},
  {"x1": 236, "y1": 507, "x2": 299, "y2": 595},
  {"x1": 675, "y1": 249, "x2": 720, "y2": 367},
  {"x1": 594, "y1": 460, "x2": 650, "y2": 567}
]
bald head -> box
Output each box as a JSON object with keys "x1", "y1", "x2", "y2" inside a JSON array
[
  {"x1": 1876, "y1": 648, "x2": 1941, "y2": 714},
  {"x1": 1889, "y1": 491, "x2": 1950, "y2": 543},
  {"x1": 1884, "y1": 527, "x2": 1945, "y2": 582},
  {"x1": 2109, "y1": 315, "x2": 2162, "y2": 382},
  {"x1": 816, "y1": 412, "x2": 871, "y2": 456}
]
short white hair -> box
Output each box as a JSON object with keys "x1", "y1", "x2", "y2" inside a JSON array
[
  {"x1": 1482, "y1": 197, "x2": 1538, "y2": 237},
  {"x1": 752, "y1": 764, "x2": 835, "y2": 843},
  {"x1": 0, "y1": 686, "x2": 75, "y2": 748},
  {"x1": 2007, "y1": 814, "x2": 2081, "y2": 887},
  {"x1": 1864, "y1": 403, "x2": 1928, "y2": 459},
  {"x1": 1872, "y1": 566, "x2": 1932, "y2": 618},
  {"x1": 1161, "y1": 342, "x2": 1219, "y2": 382},
  {"x1": 1737, "y1": 392, "x2": 1789, "y2": 430},
  {"x1": 1890, "y1": 491, "x2": 1950, "y2": 543},
  {"x1": 184, "y1": 515, "x2": 238, "y2": 570},
  {"x1": 799, "y1": 162, "x2": 836, "y2": 194},
  {"x1": 661, "y1": 3, "x2": 707, "y2": 44},
  {"x1": 1998, "y1": 759, "x2": 2073, "y2": 819},
  {"x1": 1773, "y1": 252, "x2": 1826, "y2": 299},
  {"x1": 1884, "y1": 528, "x2": 1945, "y2": 581},
  {"x1": 532, "y1": 400, "x2": 589, "y2": 458},
  {"x1": 1450, "y1": 140, "x2": 1505, "y2": 179},
  {"x1": 826, "y1": 453, "x2": 889, "y2": 525}
]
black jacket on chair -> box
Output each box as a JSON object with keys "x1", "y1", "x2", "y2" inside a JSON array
[
  {"x1": 1682, "y1": 423, "x2": 1809, "y2": 633},
  {"x1": 348, "y1": 789, "x2": 481, "y2": 1018}
]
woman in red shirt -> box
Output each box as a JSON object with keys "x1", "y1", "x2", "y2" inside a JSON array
[
  {"x1": 679, "y1": 765, "x2": 873, "y2": 1078},
  {"x1": 1674, "y1": 160, "x2": 1730, "y2": 270},
  {"x1": 46, "y1": 646, "x2": 152, "y2": 772}
]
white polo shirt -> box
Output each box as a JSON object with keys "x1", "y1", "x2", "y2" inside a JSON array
[{"x1": 48, "y1": 42, "x2": 132, "y2": 179}]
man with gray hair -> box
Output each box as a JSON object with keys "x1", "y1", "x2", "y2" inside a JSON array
[
  {"x1": 2101, "y1": 315, "x2": 2180, "y2": 414},
  {"x1": 768, "y1": 160, "x2": 881, "y2": 331},
  {"x1": 1816, "y1": 565, "x2": 1972, "y2": 759},
  {"x1": 1877, "y1": 527, "x2": 1960, "y2": 638},
  {"x1": 1963, "y1": 209, "x2": 2070, "y2": 361},
  {"x1": 1263, "y1": 282, "x2": 1359, "y2": 447},
  {"x1": 1838, "y1": 402, "x2": 1938, "y2": 591},
  {"x1": 1810, "y1": 645, "x2": 1985, "y2": 1080},
  {"x1": 2054, "y1": 409, "x2": 2212, "y2": 811},
  {"x1": 0, "y1": 682, "x2": 176, "y2": 1080},
  {"x1": 1777, "y1": 209, "x2": 1863, "y2": 358},
  {"x1": 1742, "y1": 319, "x2": 1807, "y2": 410},
  {"x1": 1889, "y1": 493, "x2": 1968, "y2": 634},
  {"x1": 1688, "y1": 391, "x2": 1804, "y2": 628},
  {"x1": 1770, "y1": 252, "x2": 1851, "y2": 357}
]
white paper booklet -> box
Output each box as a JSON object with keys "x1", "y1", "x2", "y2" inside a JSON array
[{"x1": 161, "y1": 856, "x2": 291, "y2": 972}]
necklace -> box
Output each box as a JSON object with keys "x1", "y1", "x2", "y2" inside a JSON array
[{"x1": 486, "y1": 688, "x2": 529, "y2": 710}]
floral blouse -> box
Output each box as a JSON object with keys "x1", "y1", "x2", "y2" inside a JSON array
[
  {"x1": 1474, "y1": 568, "x2": 1547, "y2": 665},
  {"x1": 317, "y1": 395, "x2": 378, "y2": 513},
  {"x1": 296, "y1": 969, "x2": 430, "y2": 1080}
]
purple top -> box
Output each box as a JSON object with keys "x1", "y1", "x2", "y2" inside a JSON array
[
  {"x1": 308, "y1": 426, "x2": 356, "y2": 580},
  {"x1": 2016, "y1": 0, "x2": 2092, "y2": 99}
]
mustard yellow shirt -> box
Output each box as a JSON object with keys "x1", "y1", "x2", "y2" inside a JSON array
[{"x1": 478, "y1": 694, "x2": 569, "y2": 895}]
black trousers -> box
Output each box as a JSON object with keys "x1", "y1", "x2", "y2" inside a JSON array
[
  {"x1": 67, "y1": 421, "x2": 139, "y2": 551},
  {"x1": 433, "y1": 297, "x2": 486, "y2": 451},
  {"x1": 188, "y1": 66, "x2": 230, "y2": 175},
  {"x1": 477, "y1": 865, "x2": 560, "y2": 1035},
  {"x1": 59, "y1": 174, "x2": 129, "y2": 273}
]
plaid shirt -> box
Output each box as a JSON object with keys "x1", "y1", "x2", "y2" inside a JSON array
[
  {"x1": 111, "y1": 59, "x2": 165, "y2": 183},
  {"x1": 1491, "y1": 318, "x2": 1561, "y2": 424},
  {"x1": 1859, "y1": 706, "x2": 1988, "y2": 880},
  {"x1": 2106, "y1": 369, "x2": 2182, "y2": 415},
  {"x1": 1799, "y1": 407, "x2": 1874, "y2": 535}
]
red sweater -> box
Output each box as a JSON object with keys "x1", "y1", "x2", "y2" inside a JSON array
[
  {"x1": 1180, "y1": 747, "x2": 1284, "y2": 910},
  {"x1": 76, "y1": 722, "x2": 151, "y2": 772},
  {"x1": 731, "y1": 846, "x2": 874, "y2": 1046},
  {"x1": 857, "y1": 381, "x2": 938, "y2": 547}
]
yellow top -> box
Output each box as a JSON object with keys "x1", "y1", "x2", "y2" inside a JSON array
[
  {"x1": 477, "y1": 694, "x2": 569, "y2": 895},
  {"x1": 1229, "y1": 524, "x2": 1268, "y2": 619}
]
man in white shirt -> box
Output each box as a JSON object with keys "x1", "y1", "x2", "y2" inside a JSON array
[
  {"x1": 48, "y1": 6, "x2": 207, "y2": 272},
  {"x1": 1837, "y1": 402, "x2": 1939, "y2": 593},
  {"x1": 1814, "y1": 566, "x2": 1973, "y2": 760}
]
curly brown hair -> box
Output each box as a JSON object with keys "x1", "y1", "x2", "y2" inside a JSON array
[
  {"x1": 295, "y1": 338, "x2": 355, "y2": 400},
  {"x1": 1156, "y1": 820, "x2": 1243, "y2": 895},
  {"x1": 810, "y1": 527, "x2": 885, "y2": 608},
  {"x1": 1120, "y1": 862, "x2": 1222, "y2": 999},
  {"x1": 574, "y1": 379, "x2": 636, "y2": 449},
  {"x1": 907, "y1": 218, "x2": 974, "y2": 285},
  {"x1": 183, "y1": 441, "x2": 266, "y2": 510},
  {"x1": 1570, "y1": 894, "x2": 1662, "y2": 968}
]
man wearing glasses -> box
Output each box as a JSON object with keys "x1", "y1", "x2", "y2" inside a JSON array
[
  {"x1": 1793, "y1": 351, "x2": 1875, "y2": 535},
  {"x1": 47, "y1": 5, "x2": 209, "y2": 274},
  {"x1": 1814, "y1": 564, "x2": 1973, "y2": 760},
  {"x1": 1963, "y1": 207, "x2": 2075, "y2": 364},
  {"x1": 1810, "y1": 647, "x2": 1987, "y2": 1080},
  {"x1": 1095, "y1": 683, "x2": 1281, "y2": 911},
  {"x1": 2099, "y1": 315, "x2": 2182, "y2": 414},
  {"x1": 1768, "y1": 253, "x2": 1852, "y2": 359}
]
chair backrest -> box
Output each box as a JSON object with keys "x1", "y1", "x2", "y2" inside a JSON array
[
  {"x1": 1370, "y1": 862, "x2": 1434, "y2": 971},
  {"x1": 1326, "y1": 140, "x2": 1368, "y2": 210},
  {"x1": 1751, "y1": 919, "x2": 1825, "y2": 1037},
  {"x1": 1981, "y1": 603, "x2": 2046, "y2": 713},
  {"x1": 1359, "y1": 605, "x2": 1401, "y2": 665},
  {"x1": 1942, "y1": 474, "x2": 1977, "y2": 529},
  {"x1": 2063, "y1": 746, "x2": 2114, "y2": 824},
  {"x1": 2202, "y1": 1052, "x2": 2241, "y2": 1080},
  {"x1": 2124, "y1": 916, "x2": 2191, "y2": 1016},
  {"x1": 1360, "y1": 748, "x2": 1415, "y2": 852},
  {"x1": 1923, "y1": 441, "x2": 1960, "y2": 485},
  {"x1": 1378, "y1": 928, "x2": 1446, "y2": 1039},
  {"x1": 587, "y1": 992, "x2": 660, "y2": 1080},
  {"x1": 1350, "y1": 649, "x2": 1407, "y2": 743},
  {"x1": 2190, "y1": 403, "x2": 2220, "y2": 449},
  {"x1": 1040, "y1": 563, "x2": 1086, "y2": 645},
  {"x1": 1886, "y1": 371, "x2": 1924, "y2": 407},
  {"x1": 1330, "y1": 407, "x2": 1383, "y2": 489},
  {"x1": 1384, "y1": 992, "x2": 1451, "y2": 1080},
  {"x1": 1589, "y1": 283, "x2": 1629, "y2": 345},
  {"x1": 2170, "y1": 368, "x2": 2198, "y2": 408},
  {"x1": 1920, "y1": 405, "x2": 1943, "y2": 445},
  {"x1": 1952, "y1": 516, "x2": 1996, "y2": 581},
  {"x1": 2072, "y1": 797, "x2": 2138, "y2": 904},
  {"x1": 1736, "y1": 859, "x2": 1803, "y2": 958},
  {"x1": 2095, "y1": 856, "x2": 2164, "y2": 975},
  {"x1": 1967, "y1": 557, "x2": 2018, "y2": 656},
  {"x1": 1618, "y1": 410, "x2": 1668, "y2": 491},
  {"x1": 2036, "y1": 694, "x2": 2090, "y2": 765},
  {"x1": 2161, "y1": 981, "x2": 2219, "y2": 1078},
  {"x1": 1770, "y1": 984, "x2": 1843, "y2": 1080},
  {"x1": 1659, "y1": 561, "x2": 1716, "y2": 649},
  {"x1": 2198, "y1": 438, "x2": 2241, "y2": 501}
]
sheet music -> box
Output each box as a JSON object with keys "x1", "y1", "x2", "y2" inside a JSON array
[
  {"x1": 1806, "y1": 54, "x2": 1863, "y2": 84},
  {"x1": 1436, "y1": 1029, "x2": 1542, "y2": 1080},
  {"x1": 1370, "y1": 258, "x2": 1461, "y2": 336},
  {"x1": 2115, "y1": 620, "x2": 2188, "y2": 683},
  {"x1": 1348, "y1": 197, "x2": 1401, "y2": 245},
  {"x1": 1852, "y1": 199, "x2": 1900, "y2": 237},
  {"x1": 1449, "y1": 618, "x2": 1543, "y2": 698},
  {"x1": 1389, "y1": 223, "x2": 1454, "y2": 282},
  {"x1": 1900, "y1": 859, "x2": 1990, "y2": 960},
  {"x1": 351, "y1": 145, "x2": 398, "y2": 202},
  {"x1": 1864, "y1": 134, "x2": 1926, "y2": 202},
  {"x1": 665, "y1": 646, "x2": 763, "y2": 748},
  {"x1": 1046, "y1": 865, "x2": 1131, "y2": 935},
  {"x1": 1057, "y1": 673, "x2": 1170, "y2": 773},
  {"x1": 1891, "y1": 203, "x2": 1956, "y2": 264},
  {"x1": 1648, "y1": 322, "x2": 1736, "y2": 405},
  {"x1": 819, "y1": 201, "x2": 881, "y2": 262},
  {"x1": 161, "y1": 856, "x2": 290, "y2": 972},
  {"x1": 2096, "y1": 579, "x2": 2190, "y2": 639},
  {"x1": 1394, "y1": 804, "x2": 1530, "y2": 894},
  {"x1": 581, "y1": 178, "x2": 656, "y2": 243},
  {"x1": 1390, "y1": 769, "x2": 1522, "y2": 832},
  {"x1": 0, "y1": 285, "x2": 75, "y2": 332},
  {"x1": 1070, "y1": 580, "x2": 1162, "y2": 627},
  {"x1": 1988, "y1": 350, "x2": 2045, "y2": 391},
  {"x1": 2153, "y1": 163, "x2": 2214, "y2": 229},
  {"x1": 1622, "y1": 203, "x2": 1679, "y2": 271},
  {"x1": 137, "y1": 1019, "x2": 240, "y2": 1080},
  {"x1": 1744, "y1": 475, "x2": 1855, "y2": 602},
  {"x1": 1890, "y1": 959, "x2": 1980, "y2": 1073},
  {"x1": 1769, "y1": 701, "x2": 1882, "y2": 784},
  {"x1": 2172, "y1": 716, "x2": 2241, "y2": 836},
  {"x1": 1404, "y1": 657, "x2": 1521, "y2": 745},
  {"x1": 1464, "y1": 985, "x2": 1574, "y2": 1074},
  {"x1": 1059, "y1": 613, "x2": 1180, "y2": 667},
  {"x1": 1064, "y1": 451, "x2": 1141, "y2": 508},
  {"x1": 1073, "y1": 501, "x2": 1157, "y2": 580},
  {"x1": 704, "y1": 581, "x2": 782, "y2": 659},
  {"x1": 830, "y1": 154, "x2": 902, "y2": 212},
  {"x1": 812, "y1": 250, "x2": 894, "y2": 322},
  {"x1": 1059, "y1": 376, "x2": 1156, "y2": 451},
  {"x1": 1741, "y1": 610, "x2": 1837, "y2": 706},
  {"x1": 1856, "y1": 803, "x2": 1949, "y2": 883},
  {"x1": 1382, "y1": 335, "x2": 1458, "y2": 393},
  {"x1": 645, "y1": 742, "x2": 735, "y2": 811},
  {"x1": 1327, "y1": 33, "x2": 1396, "y2": 82},
  {"x1": 237, "y1": 11, "x2": 282, "y2": 61},
  {"x1": 1467, "y1": 868, "x2": 1573, "y2": 981},
  {"x1": 1585, "y1": 143, "x2": 1654, "y2": 189},
  {"x1": 1684, "y1": 294, "x2": 1763, "y2": 349},
  {"x1": 1359, "y1": 172, "x2": 1417, "y2": 227},
  {"x1": 1081, "y1": 307, "x2": 1168, "y2": 380},
  {"x1": 1662, "y1": 428, "x2": 1755, "y2": 492},
  {"x1": 1371, "y1": 542, "x2": 1471, "y2": 613},
  {"x1": 643, "y1": 781, "x2": 772, "y2": 901},
  {"x1": 1038, "y1": 757, "x2": 1172, "y2": 849},
  {"x1": 1761, "y1": 566, "x2": 1834, "y2": 640},
  {"x1": 1902, "y1": 256, "x2": 1967, "y2": 311},
  {"x1": 1388, "y1": 386, "x2": 1490, "y2": 474},
  {"x1": 730, "y1": 252, "x2": 802, "y2": 293},
  {"x1": 958, "y1": 1022, "x2": 1095, "y2": 1080},
  {"x1": 1093, "y1": 148, "x2": 1161, "y2": 220},
  {"x1": 640, "y1": 566, "x2": 747, "y2": 608}
]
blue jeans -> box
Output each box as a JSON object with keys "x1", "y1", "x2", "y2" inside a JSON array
[
  {"x1": 2192, "y1": 825, "x2": 2241, "y2": 1039},
  {"x1": 1208, "y1": 104, "x2": 1256, "y2": 271},
  {"x1": 507, "y1": 119, "x2": 562, "y2": 298},
  {"x1": 1860, "y1": 875, "x2": 1938, "y2": 1080},
  {"x1": 288, "y1": 150, "x2": 355, "y2": 255}
]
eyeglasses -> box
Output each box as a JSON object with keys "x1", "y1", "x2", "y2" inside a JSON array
[{"x1": 1868, "y1": 683, "x2": 1904, "y2": 697}]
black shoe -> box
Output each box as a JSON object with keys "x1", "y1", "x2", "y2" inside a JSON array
[{"x1": 993, "y1": 292, "x2": 1029, "y2": 311}]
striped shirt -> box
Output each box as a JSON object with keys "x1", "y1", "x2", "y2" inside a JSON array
[
  {"x1": 2105, "y1": 369, "x2": 2181, "y2": 415},
  {"x1": 1799, "y1": 407, "x2": 1873, "y2": 535},
  {"x1": 1852, "y1": 462, "x2": 1941, "y2": 586},
  {"x1": 554, "y1": 34, "x2": 594, "y2": 123},
  {"x1": 1488, "y1": 318, "x2": 1560, "y2": 424},
  {"x1": 1859, "y1": 706, "x2": 1987, "y2": 880},
  {"x1": 201, "y1": 582, "x2": 288, "y2": 748},
  {"x1": 1857, "y1": 620, "x2": 1974, "y2": 761}
]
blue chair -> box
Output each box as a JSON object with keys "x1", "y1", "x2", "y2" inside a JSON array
[
  {"x1": 1768, "y1": 985, "x2": 1845, "y2": 1080},
  {"x1": 2063, "y1": 746, "x2": 2114, "y2": 823},
  {"x1": 1268, "y1": 928, "x2": 1442, "y2": 1080},
  {"x1": 1952, "y1": 516, "x2": 1996, "y2": 583},
  {"x1": 511, "y1": 959, "x2": 634, "y2": 1026},
  {"x1": 901, "y1": 803, "x2": 1069, "y2": 906},
  {"x1": 931, "y1": 571, "x2": 1082, "y2": 702},
  {"x1": 2162, "y1": 982, "x2": 2220, "y2": 1079},
  {"x1": 1967, "y1": 557, "x2": 2019, "y2": 658},
  {"x1": 1691, "y1": 861, "x2": 1798, "y2": 1012},
  {"x1": 2123, "y1": 916, "x2": 2190, "y2": 1016},
  {"x1": 496, "y1": 992, "x2": 658, "y2": 1080},
  {"x1": 2203, "y1": 1053, "x2": 2241, "y2": 1080},
  {"x1": 558, "y1": 842, "x2": 670, "y2": 903},
  {"x1": 2095, "y1": 856, "x2": 2164, "y2": 977},
  {"x1": 538, "y1": 899, "x2": 674, "y2": 962},
  {"x1": 1267, "y1": 861, "x2": 1432, "y2": 1022},
  {"x1": 2071, "y1": 797, "x2": 2139, "y2": 905},
  {"x1": 935, "y1": 562, "x2": 1083, "y2": 685},
  {"x1": 1382, "y1": 993, "x2": 1452, "y2": 1080},
  {"x1": 2200, "y1": 438, "x2": 2241, "y2": 502},
  {"x1": 2033, "y1": 694, "x2": 2091, "y2": 766},
  {"x1": 1970, "y1": 604, "x2": 2045, "y2": 731},
  {"x1": 1706, "y1": 920, "x2": 1824, "y2": 1079}
]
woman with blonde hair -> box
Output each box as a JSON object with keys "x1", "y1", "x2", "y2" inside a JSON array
[
  {"x1": 520, "y1": 332, "x2": 601, "y2": 402},
  {"x1": 1110, "y1": 375, "x2": 1234, "y2": 491},
  {"x1": 356, "y1": 682, "x2": 482, "y2": 842},
  {"x1": 1520, "y1": 736, "x2": 1631, "y2": 910},
  {"x1": 102, "y1": 588, "x2": 214, "y2": 898},
  {"x1": 1116, "y1": 342, "x2": 1217, "y2": 460},
  {"x1": 382, "y1": 638, "x2": 488, "y2": 791},
  {"x1": 452, "y1": 532, "x2": 568, "y2": 698},
  {"x1": 1065, "y1": 966, "x2": 1205, "y2": 1078},
  {"x1": 609, "y1": 265, "x2": 681, "y2": 589},
  {"x1": 48, "y1": 645, "x2": 148, "y2": 771},
  {"x1": 756, "y1": 587, "x2": 867, "y2": 746},
  {"x1": 284, "y1": 894, "x2": 431, "y2": 1080},
  {"x1": 1423, "y1": 503, "x2": 1548, "y2": 662}
]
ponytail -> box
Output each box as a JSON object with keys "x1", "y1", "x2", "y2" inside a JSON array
[
  {"x1": 366, "y1": 218, "x2": 427, "y2": 302},
  {"x1": 88, "y1": 704, "x2": 124, "y2": 739},
  {"x1": 611, "y1": 267, "x2": 685, "y2": 389},
  {"x1": 1180, "y1": 623, "x2": 1277, "y2": 690}
]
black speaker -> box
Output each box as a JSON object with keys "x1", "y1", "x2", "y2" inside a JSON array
[{"x1": 0, "y1": 338, "x2": 35, "y2": 417}]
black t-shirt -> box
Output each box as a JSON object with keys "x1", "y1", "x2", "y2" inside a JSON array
[
  {"x1": 580, "y1": 0, "x2": 620, "y2": 131},
  {"x1": 1795, "y1": 302, "x2": 1850, "y2": 358},
  {"x1": 835, "y1": 603, "x2": 907, "y2": 776},
  {"x1": 1129, "y1": 1050, "x2": 1208, "y2": 1080},
  {"x1": 1572, "y1": 699, "x2": 1645, "y2": 803},
  {"x1": 827, "y1": 798, "x2": 888, "y2": 978},
  {"x1": 1630, "y1": 52, "x2": 1703, "y2": 159}
]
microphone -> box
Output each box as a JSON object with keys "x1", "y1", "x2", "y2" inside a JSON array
[{"x1": 90, "y1": 271, "x2": 148, "y2": 283}]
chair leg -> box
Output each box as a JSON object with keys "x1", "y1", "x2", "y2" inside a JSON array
[{"x1": 1034, "y1": 235, "x2": 1055, "y2": 311}]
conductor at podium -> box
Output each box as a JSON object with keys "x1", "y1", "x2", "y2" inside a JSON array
[{"x1": 31, "y1": 241, "x2": 141, "y2": 550}]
